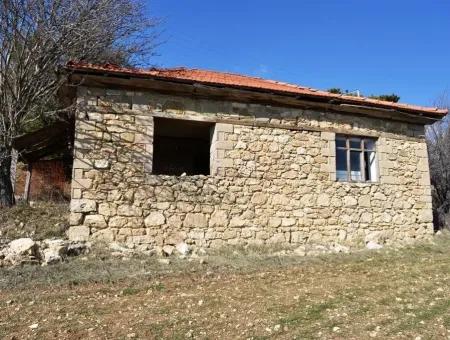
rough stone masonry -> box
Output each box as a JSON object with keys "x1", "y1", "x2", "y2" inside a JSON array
[{"x1": 67, "y1": 75, "x2": 437, "y2": 251}]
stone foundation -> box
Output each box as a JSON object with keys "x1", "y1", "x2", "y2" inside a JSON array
[{"x1": 68, "y1": 87, "x2": 434, "y2": 249}]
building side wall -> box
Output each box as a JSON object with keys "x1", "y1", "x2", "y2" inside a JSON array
[{"x1": 68, "y1": 86, "x2": 433, "y2": 249}]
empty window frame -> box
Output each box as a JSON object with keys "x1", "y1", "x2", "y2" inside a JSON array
[
  {"x1": 336, "y1": 135, "x2": 377, "y2": 182},
  {"x1": 152, "y1": 118, "x2": 214, "y2": 176}
]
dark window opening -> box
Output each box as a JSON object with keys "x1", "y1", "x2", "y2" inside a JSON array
[{"x1": 152, "y1": 118, "x2": 214, "y2": 176}]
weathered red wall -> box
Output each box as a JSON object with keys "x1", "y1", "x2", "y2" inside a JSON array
[{"x1": 14, "y1": 160, "x2": 71, "y2": 201}]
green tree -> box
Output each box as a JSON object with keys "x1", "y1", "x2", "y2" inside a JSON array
[
  {"x1": 327, "y1": 88, "x2": 400, "y2": 103},
  {"x1": 327, "y1": 88, "x2": 343, "y2": 94},
  {"x1": 369, "y1": 94, "x2": 400, "y2": 103}
]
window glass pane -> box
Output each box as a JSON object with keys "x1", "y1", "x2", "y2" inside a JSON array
[
  {"x1": 350, "y1": 138, "x2": 362, "y2": 149},
  {"x1": 336, "y1": 149, "x2": 347, "y2": 181},
  {"x1": 350, "y1": 151, "x2": 362, "y2": 181},
  {"x1": 364, "y1": 139, "x2": 376, "y2": 151},
  {"x1": 364, "y1": 151, "x2": 377, "y2": 182},
  {"x1": 336, "y1": 137, "x2": 346, "y2": 148}
]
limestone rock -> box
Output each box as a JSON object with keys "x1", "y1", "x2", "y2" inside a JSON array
[
  {"x1": 366, "y1": 241, "x2": 383, "y2": 250},
  {"x1": 144, "y1": 212, "x2": 166, "y2": 227},
  {"x1": 1, "y1": 237, "x2": 91, "y2": 267},
  {"x1": 189, "y1": 229, "x2": 205, "y2": 240},
  {"x1": 358, "y1": 195, "x2": 371, "y2": 208},
  {"x1": 268, "y1": 217, "x2": 281, "y2": 228},
  {"x1": 281, "y1": 218, "x2": 296, "y2": 227},
  {"x1": 84, "y1": 215, "x2": 107, "y2": 229},
  {"x1": 67, "y1": 226, "x2": 90, "y2": 242},
  {"x1": 360, "y1": 212, "x2": 372, "y2": 223},
  {"x1": 98, "y1": 203, "x2": 113, "y2": 216},
  {"x1": 70, "y1": 199, "x2": 97, "y2": 213},
  {"x1": 183, "y1": 213, "x2": 207, "y2": 228},
  {"x1": 418, "y1": 209, "x2": 433, "y2": 223},
  {"x1": 4, "y1": 238, "x2": 39, "y2": 265},
  {"x1": 175, "y1": 242, "x2": 190, "y2": 256},
  {"x1": 162, "y1": 245, "x2": 175, "y2": 256},
  {"x1": 344, "y1": 196, "x2": 357, "y2": 207},
  {"x1": 9, "y1": 238, "x2": 37, "y2": 256},
  {"x1": 69, "y1": 213, "x2": 83, "y2": 226},
  {"x1": 229, "y1": 216, "x2": 245, "y2": 228},
  {"x1": 94, "y1": 159, "x2": 110, "y2": 169},
  {"x1": 365, "y1": 231, "x2": 388, "y2": 245},
  {"x1": 374, "y1": 192, "x2": 386, "y2": 200},
  {"x1": 92, "y1": 229, "x2": 115, "y2": 243},
  {"x1": 117, "y1": 205, "x2": 142, "y2": 217},
  {"x1": 41, "y1": 239, "x2": 67, "y2": 265},
  {"x1": 209, "y1": 210, "x2": 228, "y2": 227},
  {"x1": 272, "y1": 194, "x2": 290, "y2": 206},
  {"x1": 165, "y1": 232, "x2": 187, "y2": 245},
  {"x1": 317, "y1": 193, "x2": 330, "y2": 207},
  {"x1": 333, "y1": 243, "x2": 350, "y2": 253},
  {"x1": 251, "y1": 192, "x2": 267, "y2": 205},
  {"x1": 109, "y1": 216, "x2": 128, "y2": 228}
]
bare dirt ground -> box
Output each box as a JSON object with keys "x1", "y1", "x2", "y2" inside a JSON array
[{"x1": 1, "y1": 236, "x2": 450, "y2": 339}]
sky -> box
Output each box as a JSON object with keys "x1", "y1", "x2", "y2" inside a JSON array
[{"x1": 148, "y1": 0, "x2": 450, "y2": 107}]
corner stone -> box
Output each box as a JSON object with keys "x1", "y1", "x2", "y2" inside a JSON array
[{"x1": 71, "y1": 199, "x2": 97, "y2": 213}]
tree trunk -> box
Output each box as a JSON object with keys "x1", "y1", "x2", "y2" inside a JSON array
[{"x1": 0, "y1": 147, "x2": 15, "y2": 207}]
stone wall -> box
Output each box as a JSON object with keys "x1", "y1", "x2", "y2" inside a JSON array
[{"x1": 68, "y1": 86, "x2": 434, "y2": 250}]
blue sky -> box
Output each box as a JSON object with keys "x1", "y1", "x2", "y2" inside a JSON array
[{"x1": 149, "y1": 0, "x2": 450, "y2": 107}]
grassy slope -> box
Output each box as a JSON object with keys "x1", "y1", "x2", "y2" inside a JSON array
[
  {"x1": 0, "y1": 202, "x2": 69, "y2": 241},
  {"x1": 1, "y1": 236, "x2": 450, "y2": 339}
]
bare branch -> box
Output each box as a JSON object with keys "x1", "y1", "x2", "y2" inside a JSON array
[
  {"x1": 426, "y1": 93, "x2": 450, "y2": 229},
  {"x1": 0, "y1": 0, "x2": 160, "y2": 206}
]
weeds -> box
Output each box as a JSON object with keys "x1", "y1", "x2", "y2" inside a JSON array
[
  {"x1": 122, "y1": 287, "x2": 141, "y2": 296},
  {"x1": 0, "y1": 201, "x2": 69, "y2": 240}
]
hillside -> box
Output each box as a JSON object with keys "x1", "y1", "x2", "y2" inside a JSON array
[{"x1": 1, "y1": 235, "x2": 450, "y2": 339}]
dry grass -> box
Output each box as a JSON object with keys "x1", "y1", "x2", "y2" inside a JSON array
[
  {"x1": 0, "y1": 201, "x2": 69, "y2": 241},
  {"x1": 1, "y1": 235, "x2": 450, "y2": 339}
]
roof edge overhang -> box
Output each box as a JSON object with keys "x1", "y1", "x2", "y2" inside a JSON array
[
  {"x1": 12, "y1": 120, "x2": 74, "y2": 162},
  {"x1": 66, "y1": 66, "x2": 447, "y2": 125}
]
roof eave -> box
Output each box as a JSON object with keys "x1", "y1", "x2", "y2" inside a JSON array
[{"x1": 66, "y1": 66, "x2": 447, "y2": 122}]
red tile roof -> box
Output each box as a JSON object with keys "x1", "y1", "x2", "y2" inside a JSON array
[{"x1": 67, "y1": 62, "x2": 448, "y2": 117}]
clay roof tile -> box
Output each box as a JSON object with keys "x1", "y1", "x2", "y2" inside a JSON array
[{"x1": 66, "y1": 61, "x2": 448, "y2": 117}]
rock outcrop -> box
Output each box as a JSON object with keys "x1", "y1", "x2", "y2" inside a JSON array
[{"x1": 0, "y1": 238, "x2": 90, "y2": 266}]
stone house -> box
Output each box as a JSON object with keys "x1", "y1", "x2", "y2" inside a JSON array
[{"x1": 65, "y1": 62, "x2": 447, "y2": 250}]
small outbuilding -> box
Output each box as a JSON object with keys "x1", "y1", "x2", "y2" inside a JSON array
[{"x1": 12, "y1": 121, "x2": 74, "y2": 202}]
